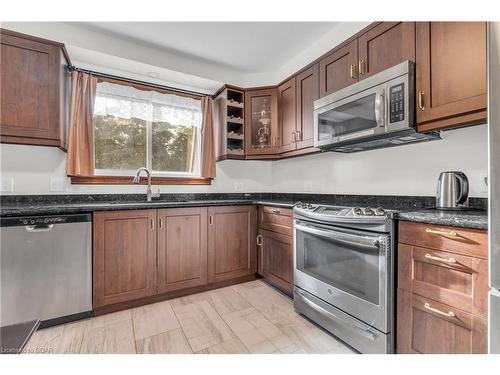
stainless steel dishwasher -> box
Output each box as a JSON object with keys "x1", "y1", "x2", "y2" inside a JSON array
[{"x1": 1, "y1": 214, "x2": 92, "y2": 328}]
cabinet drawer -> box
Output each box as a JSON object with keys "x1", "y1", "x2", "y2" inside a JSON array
[
  {"x1": 258, "y1": 206, "x2": 293, "y2": 236},
  {"x1": 397, "y1": 289, "x2": 487, "y2": 354},
  {"x1": 398, "y1": 243, "x2": 488, "y2": 317},
  {"x1": 398, "y1": 221, "x2": 487, "y2": 259}
]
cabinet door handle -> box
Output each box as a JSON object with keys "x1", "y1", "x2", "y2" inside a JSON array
[
  {"x1": 425, "y1": 228, "x2": 457, "y2": 237},
  {"x1": 256, "y1": 234, "x2": 263, "y2": 246},
  {"x1": 359, "y1": 59, "x2": 366, "y2": 75},
  {"x1": 150, "y1": 217, "x2": 155, "y2": 231},
  {"x1": 418, "y1": 91, "x2": 425, "y2": 111},
  {"x1": 159, "y1": 217, "x2": 164, "y2": 230},
  {"x1": 296, "y1": 130, "x2": 301, "y2": 141},
  {"x1": 209, "y1": 215, "x2": 213, "y2": 225},
  {"x1": 350, "y1": 64, "x2": 357, "y2": 79},
  {"x1": 425, "y1": 253, "x2": 457, "y2": 264},
  {"x1": 292, "y1": 131, "x2": 297, "y2": 142},
  {"x1": 424, "y1": 302, "x2": 455, "y2": 318}
]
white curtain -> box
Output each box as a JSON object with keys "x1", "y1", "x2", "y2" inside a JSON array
[{"x1": 93, "y1": 81, "x2": 202, "y2": 128}]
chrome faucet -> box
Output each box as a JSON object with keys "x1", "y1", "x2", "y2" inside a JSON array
[{"x1": 133, "y1": 167, "x2": 159, "y2": 202}]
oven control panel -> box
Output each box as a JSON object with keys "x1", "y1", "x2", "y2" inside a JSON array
[{"x1": 389, "y1": 83, "x2": 405, "y2": 123}]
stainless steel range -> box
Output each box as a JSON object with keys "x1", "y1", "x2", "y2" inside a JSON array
[{"x1": 293, "y1": 202, "x2": 395, "y2": 354}]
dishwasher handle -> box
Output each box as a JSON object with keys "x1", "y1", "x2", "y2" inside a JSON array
[{"x1": 25, "y1": 224, "x2": 54, "y2": 233}]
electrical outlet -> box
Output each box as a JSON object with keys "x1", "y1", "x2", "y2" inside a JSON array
[
  {"x1": 234, "y1": 182, "x2": 244, "y2": 192},
  {"x1": 1, "y1": 177, "x2": 13, "y2": 193},
  {"x1": 50, "y1": 177, "x2": 69, "y2": 192},
  {"x1": 304, "y1": 181, "x2": 313, "y2": 192},
  {"x1": 480, "y1": 173, "x2": 488, "y2": 193}
]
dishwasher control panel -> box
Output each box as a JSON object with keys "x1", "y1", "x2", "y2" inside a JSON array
[{"x1": 0, "y1": 214, "x2": 91, "y2": 227}]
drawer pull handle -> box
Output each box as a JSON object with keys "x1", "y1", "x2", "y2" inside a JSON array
[
  {"x1": 270, "y1": 208, "x2": 281, "y2": 214},
  {"x1": 424, "y1": 302, "x2": 455, "y2": 318},
  {"x1": 256, "y1": 234, "x2": 263, "y2": 246},
  {"x1": 425, "y1": 228, "x2": 457, "y2": 236},
  {"x1": 425, "y1": 253, "x2": 457, "y2": 264}
]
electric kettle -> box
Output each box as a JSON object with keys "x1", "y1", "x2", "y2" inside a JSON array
[{"x1": 436, "y1": 171, "x2": 469, "y2": 209}]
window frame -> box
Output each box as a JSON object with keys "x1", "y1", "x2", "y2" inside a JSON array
[{"x1": 71, "y1": 77, "x2": 210, "y2": 186}]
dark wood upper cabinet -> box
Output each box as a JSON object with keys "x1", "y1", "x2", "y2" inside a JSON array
[
  {"x1": 295, "y1": 63, "x2": 319, "y2": 150},
  {"x1": 416, "y1": 22, "x2": 487, "y2": 132},
  {"x1": 0, "y1": 29, "x2": 70, "y2": 149},
  {"x1": 278, "y1": 77, "x2": 297, "y2": 153},
  {"x1": 207, "y1": 205, "x2": 257, "y2": 283},
  {"x1": 319, "y1": 39, "x2": 358, "y2": 97},
  {"x1": 245, "y1": 88, "x2": 278, "y2": 156},
  {"x1": 358, "y1": 22, "x2": 415, "y2": 79},
  {"x1": 157, "y1": 207, "x2": 208, "y2": 294},
  {"x1": 93, "y1": 210, "x2": 157, "y2": 308}
]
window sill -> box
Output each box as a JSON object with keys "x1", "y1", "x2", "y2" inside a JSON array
[{"x1": 70, "y1": 175, "x2": 212, "y2": 185}]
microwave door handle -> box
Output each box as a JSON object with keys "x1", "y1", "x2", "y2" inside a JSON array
[
  {"x1": 374, "y1": 89, "x2": 385, "y2": 127},
  {"x1": 294, "y1": 223, "x2": 381, "y2": 251}
]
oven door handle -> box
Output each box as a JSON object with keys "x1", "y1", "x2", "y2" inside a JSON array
[
  {"x1": 294, "y1": 222, "x2": 381, "y2": 251},
  {"x1": 295, "y1": 289, "x2": 377, "y2": 341}
]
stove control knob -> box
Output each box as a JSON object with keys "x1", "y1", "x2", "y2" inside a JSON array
[
  {"x1": 295, "y1": 202, "x2": 303, "y2": 208},
  {"x1": 306, "y1": 203, "x2": 313, "y2": 209},
  {"x1": 353, "y1": 207, "x2": 363, "y2": 216},
  {"x1": 364, "y1": 208, "x2": 374, "y2": 216},
  {"x1": 375, "y1": 207, "x2": 386, "y2": 216}
]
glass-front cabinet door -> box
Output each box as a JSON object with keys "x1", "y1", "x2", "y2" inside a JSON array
[{"x1": 245, "y1": 88, "x2": 278, "y2": 155}]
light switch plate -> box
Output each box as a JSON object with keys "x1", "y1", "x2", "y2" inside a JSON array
[
  {"x1": 0, "y1": 177, "x2": 13, "y2": 193},
  {"x1": 50, "y1": 177, "x2": 69, "y2": 192}
]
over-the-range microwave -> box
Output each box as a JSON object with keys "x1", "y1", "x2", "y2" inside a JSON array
[{"x1": 313, "y1": 60, "x2": 440, "y2": 152}]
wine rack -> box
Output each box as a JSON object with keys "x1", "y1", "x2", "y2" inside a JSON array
[{"x1": 214, "y1": 87, "x2": 245, "y2": 159}]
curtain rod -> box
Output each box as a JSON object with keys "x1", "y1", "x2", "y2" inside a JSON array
[{"x1": 67, "y1": 65, "x2": 213, "y2": 98}]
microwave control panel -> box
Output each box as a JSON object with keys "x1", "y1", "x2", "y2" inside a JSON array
[{"x1": 389, "y1": 83, "x2": 405, "y2": 123}]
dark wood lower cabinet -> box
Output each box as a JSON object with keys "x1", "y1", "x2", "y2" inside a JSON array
[
  {"x1": 157, "y1": 207, "x2": 208, "y2": 294},
  {"x1": 93, "y1": 205, "x2": 257, "y2": 312},
  {"x1": 397, "y1": 289, "x2": 487, "y2": 354},
  {"x1": 257, "y1": 229, "x2": 293, "y2": 295},
  {"x1": 93, "y1": 210, "x2": 157, "y2": 308},
  {"x1": 207, "y1": 206, "x2": 257, "y2": 283}
]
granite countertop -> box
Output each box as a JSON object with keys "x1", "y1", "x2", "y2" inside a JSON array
[
  {"x1": 394, "y1": 208, "x2": 488, "y2": 230},
  {"x1": 0, "y1": 198, "x2": 295, "y2": 217},
  {"x1": 0, "y1": 193, "x2": 487, "y2": 230}
]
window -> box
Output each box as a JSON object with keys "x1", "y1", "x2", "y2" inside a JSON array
[{"x1": 92, "y1": 81, "x2": 202, "y2": 178}]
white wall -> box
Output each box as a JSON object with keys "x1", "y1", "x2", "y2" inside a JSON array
[
  {"x1": 1, "y1": 125, "x2": 488, "y2": 197},
  {"x1": 271, "y1": 125, "x2": 489, "y2": 197},
  {"x1": 0, "y1": 144, "x2": 273, "y2": 195}
]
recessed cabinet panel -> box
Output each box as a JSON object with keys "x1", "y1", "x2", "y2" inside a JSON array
[
  {"x1": 295, "y1": 64, "x2": 319, "y2": 150},
  {"x1": 0, "y1": 29, "x2": 69, "y2": 148},
  {"x1": 258, "y1": 229, "x2": 293, "y2": 295},
  {"x1": 319, "y1": 40, "x2": 358, "y2": 97},
  {"x1": 416, "y1": 22, "x2": 487, "y2": 131},
  {"x1": 157, "y1": 207, "x2": 208, "y2": 293},
  {"x1": 93, "y1": 210, "x2": 157, "y2": 308},
  {"x1": 397, "y1": 289, "x2": 487, "y2": 354},
  {"x1": 208, "y1": 206, "x2": 257, "y2": 283},
  {"x1": 278, "y1": 78, "x2": 297, "y2": 153},
  {"x1": 358, "y1": 22, "x2": 415, "y2": 79}
]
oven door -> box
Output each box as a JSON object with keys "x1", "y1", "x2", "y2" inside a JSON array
[
  {"x1": 313, "y1": 84, "x2": 386, "y2": 148},
  {"x1": 294, "y1": 220, "x2": 390, "y2": 332}
]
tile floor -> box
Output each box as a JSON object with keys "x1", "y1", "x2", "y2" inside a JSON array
[{"x1": 24, "y1": 280, "x2": 355, "y2": 354}]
